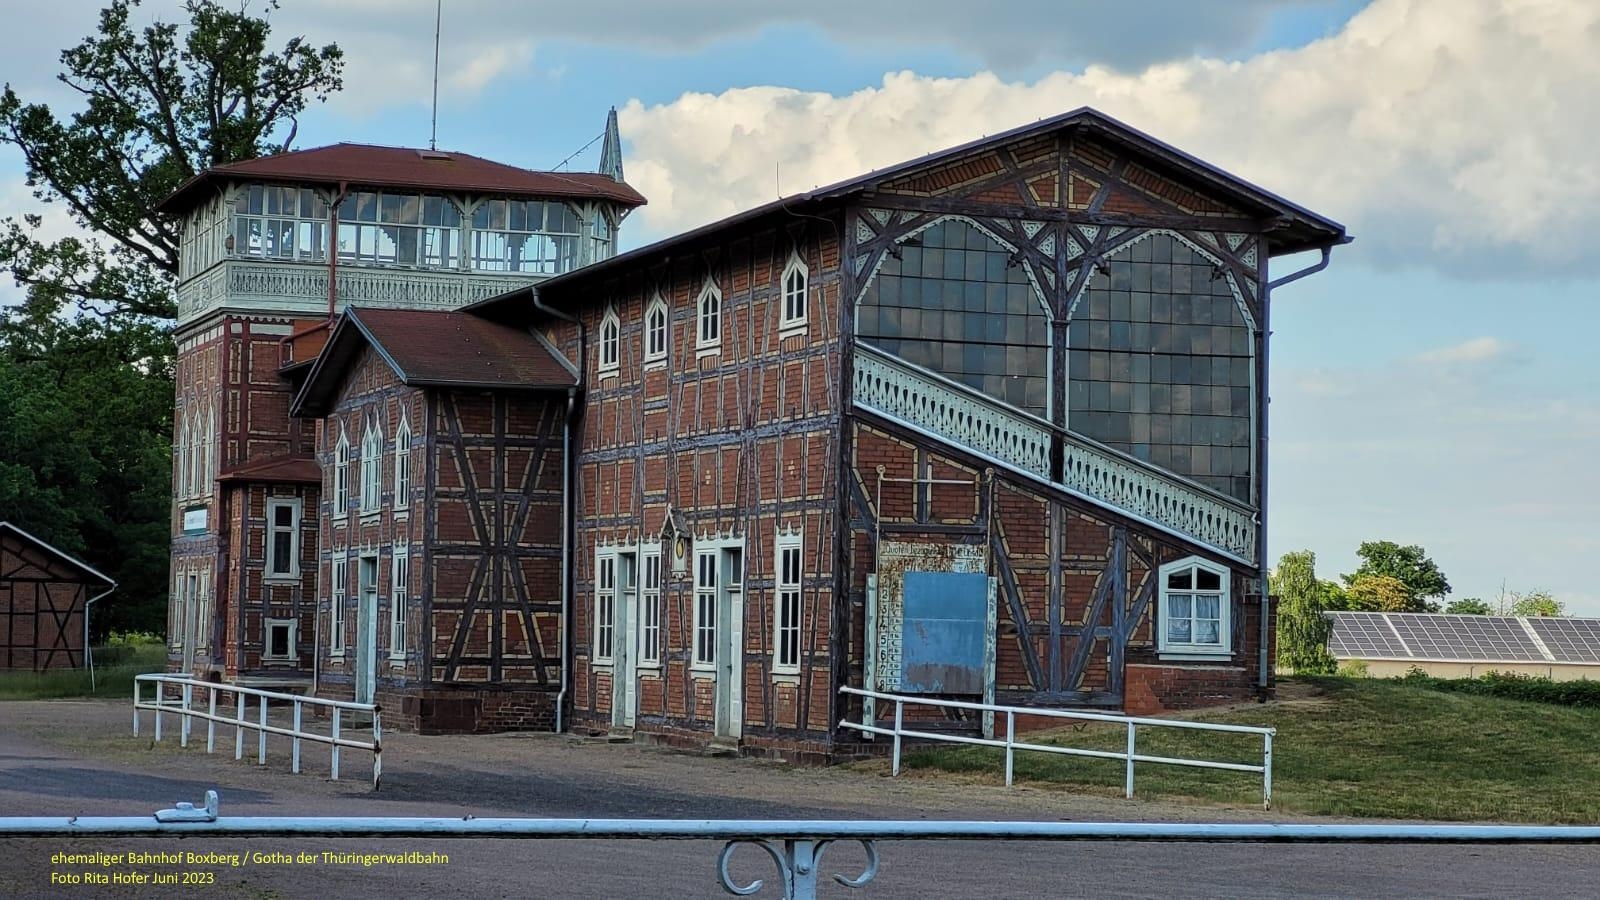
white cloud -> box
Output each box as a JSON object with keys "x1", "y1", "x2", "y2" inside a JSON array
[
  {"x1": 1412, "y1": 337, "x2": 1515, "y2": 366},
  {"x1": 618, "y1": 0, "x2": 1600, "y2": 277}
]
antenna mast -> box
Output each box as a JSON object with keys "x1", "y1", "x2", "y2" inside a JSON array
[{"x1": 429, "y1": 0, "x2": 443, "y2": 150}]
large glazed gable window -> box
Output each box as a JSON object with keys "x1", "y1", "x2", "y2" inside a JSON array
[
  {"x1": 1158, "y1": 556, "x2": 1231, "y2": 656},
  {"x1": 1068, "y1": 232, "x2": 1254, "y2": 501},
  {"x1": 857, "y1": 218, "x2": 1050, "y2": 416}
]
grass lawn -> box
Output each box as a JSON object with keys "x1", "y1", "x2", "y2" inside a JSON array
[
  {"x1": 898, "y1": 676, "x2": 1600, "y2": 823},
  {"x1": 0, "y1": 643, "x2": 165, "y2": 700}
]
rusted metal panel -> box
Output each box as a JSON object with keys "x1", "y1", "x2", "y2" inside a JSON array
[{"x1": 900, "y1": 572, "x2": 988, "y2": 694}]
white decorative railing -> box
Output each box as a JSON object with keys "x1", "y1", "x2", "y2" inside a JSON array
[
  {"x1": 852, "y1": 344, "x2": 1257, "y2": 562},
  {"x1": 853, "y1": 347, "x2": 1051, "y2": 477},
  {"x1": 176, "y1": 259, "x2": 537, "y2": 324}
]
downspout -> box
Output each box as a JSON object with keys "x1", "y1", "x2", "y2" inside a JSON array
[
  {"x1": 1257, "y1": 240, "x2": 1345, "y2": 691},
  {"x1": 84, "y1": 582, "x2": 117, "y2": 692},
  {"x1": 531, "y1": 286, "x2": 586, "y2": 733}
]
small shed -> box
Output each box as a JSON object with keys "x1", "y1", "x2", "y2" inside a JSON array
[{"x1": 0, "y1": 522, "x2": 116, "y2": 671}]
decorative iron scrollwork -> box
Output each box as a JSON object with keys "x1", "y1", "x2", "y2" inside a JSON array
[{"x1": 717, "y1": 838, "x2": 879, "y2": 899}]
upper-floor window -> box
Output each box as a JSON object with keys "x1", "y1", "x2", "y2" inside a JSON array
[
  {"x1": 235, "y1": 185, "x2": 329, "y2": 262},
  {"x1": 1157, "y1": 557, "x2": 1231, "y2": 656},
  {"x1": 598, "y1": 308, "x2": 621, "y2": 376},
  {"x1": 697, "y1": 277, "x2": 722, "y2": 354},
  {"x1": 333, "y1": 427, "x2": 351, "y2": 515},
  {"x1": 337, "y1": 191, "x2": 460, "y2": 268},
  {"x1": 587, "y1": 209, "x2": 613, "y2": 262},
  {"x1": 265, "y1": 499, "x2": 301, "y2": 579},
  {"x1": 1068, "y1": 232, "x2": 1254, "y2": 501},
  {"x1": 360, "y1": 424, "x2": 382, "y2": 512},
  {"x1": 857, "y1": 218, "x2": 1050, "y2": 416},
  {"x1": 393, "y1": 416, "x2": 412, "y2": 509},
  {"x1": 781, "y1": 250, "x2": 808, "y2": 331},
  {"x1": 644, "y1": 294, "x2": 668, "y2": 365},
  {"x1": 470, "y1": 200, "x2": 581, "y2": 274}
]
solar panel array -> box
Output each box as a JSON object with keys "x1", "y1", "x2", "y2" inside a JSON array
[{"x1": 1326, "y1": 612, "x2": 1600, "y2": 664}]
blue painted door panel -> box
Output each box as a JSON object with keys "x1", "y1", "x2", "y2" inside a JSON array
[{"x1": 901, "y1": 571, "x2": 989, "y2": 694}]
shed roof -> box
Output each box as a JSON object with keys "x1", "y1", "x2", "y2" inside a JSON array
[
  {"x1": 158, "y1": 143, "x2": 647, "y2": 215},
  {"x1": 217, "y1": 457, "x2": 323, "y2": 485},
  {"x1": 0, "y1": 522, "x2": 116, "y2": 588},
  {"x1": 291, "y1": 307, "x2": 577, "y2": 417}
]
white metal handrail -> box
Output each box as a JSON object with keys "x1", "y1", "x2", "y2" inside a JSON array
[
  {"x1": 133, "y1": 674, "x2": 381, "y2": 788},
  {"x1": 840, "y1": 686, "x2": 1274, "y2": 808}
]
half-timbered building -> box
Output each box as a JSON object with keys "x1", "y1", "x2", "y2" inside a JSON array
[{"x1": 1, "y1": 522, "x2": 116, "y2": 671}]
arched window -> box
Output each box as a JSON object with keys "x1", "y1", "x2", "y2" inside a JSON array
[
  {"x1": 857, "y1": 218, "x2": 1050, "y2": 416},
  {"x1": 644, "y1": 293, "x2": 668, "y2": 365},
  {"x1": 1068, "y1": 232, "x2": 1253, "y2": 501},
  {"x1": 360, "y1": 423, "x2": 382, "y2": 511},
  {"x1": 1157, "y1": 556, "x2": 1231, "y2": 656},
  {"x1": 175, "y1": 413, "x2": 189, "y2": 499},
  {"x1": 598, "y1": 307, "x2": 621, "y2": 375},
  {"x1": 333, "y1": 427, "x2": 351, "y2": 515},
  {"x1": 188, "y1": 408, "x2": 203, "y2": 497},
  {"x1": 205, "y1": 404, "x2": 217, "y2": 489},
  {"x1": 393, "y1": 415, "x2": 412, "y2": 509},
  {"x1": 781, "y1": 249, "x2": 808, "y2": 330},
  {"x1": 697, "y1": 276, "x2": 722, "y2": 353}
]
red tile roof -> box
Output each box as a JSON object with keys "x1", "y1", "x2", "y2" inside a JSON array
[
  {"x1": 291, "y1": 307, "x2": 577, "y2": 417},
  {"x1": 217, "y1": 457, "x2": 324, "y2": 485},
  {"x1": 158, "y1": 143, "x2": 646, "y2": 215}
]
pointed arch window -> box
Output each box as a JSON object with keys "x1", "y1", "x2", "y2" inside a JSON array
[
  {"x1": 781, "y1": 249, "x2": 808, "y2": 331},
  {"x1": 360, "y1": 422, "x2": 382, "y2": 512},
  {"x1": 333, "y1": 427, "x2": 351, "y2": 516},
  {"x1": 393, "y1": 415, "x2": 412, "y2": 509},
  {"x1": 598, "y1": 307, "x2": 621, "y2": 376},
  {"x1": 188, "y1": 408, "x2": 203, "y2": 497},
  {"x1": 644, "y1": 293, "x2": 668, "y2": 366},
  {"x1": 697, "y1": 276, "x2": 722, "y2": 355}
]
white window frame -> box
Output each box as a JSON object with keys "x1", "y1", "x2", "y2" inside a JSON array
[
  {"x1": 594, "y1": 550, "x2": 616, "y2": 665},
  {"x1": 598, "y1": 306, "x2": 621, "y2": 377},
  {"x1": 169, "y1": 570, "x2": 186, "y2": 650},
  {"x1": 639, "y1": 546, "x2": 662, "y2": 668},
  {"x1": 330, "y1": 555, "x2": 347, "y2": 656},
  {"x1": 696, "y1": 276, "x2": 722, "y2": 356},
  {"x1": 780, "y1": 249, "x2": 808, "y2": 333},
  {"x1": 333, "y1": 427, "x2": 350, "y2": 517},
  {"x1": 360, "y1": 422, "x2": 382, "y2": 513},
  {"x1": 265, "y1": 498, "x2": 301, "y2": 580},
  {"x1": 194, "y1": 569, "x2": 210, "y2": 651},
  {"x1": 692, "y1": 548, "x2": 718, "y2": 671},
  {"x1": 774, "y1": 531, "x2": 802, "y2": 675},
  {"x1": 390, "y1": 547, "x2": 409, "y2": 663},
  {"x1": 393, "y1": 416, "x2": 412, "y2": 511},
  {"x1": 1157, "y1": 556, "x2": 1232, "y2": 658},
  {"x1": 643, "y1": 293, "x2": 668, "y2": 367},
  {"x1": 264, "y1": 619, "x2": 296, "y2": 662}
]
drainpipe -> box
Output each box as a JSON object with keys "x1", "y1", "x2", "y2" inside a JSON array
[
  {"x1": 84, "y1": 582, "x2": 117, "y2": 692},
  {"x1": 1257, "y1": 239, "x2": 1346, "y2": 691},
  {"x1": 530, "y1": 286, "x2": 585, "y2": 733}
]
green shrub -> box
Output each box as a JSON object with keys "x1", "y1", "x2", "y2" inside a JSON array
[
  {"x1": 1392, "y1": 670, "x2": 1600, "y2": 709},
  {"x1": 1337, "y1": 659, "x2": 1370, "y2": 678}
]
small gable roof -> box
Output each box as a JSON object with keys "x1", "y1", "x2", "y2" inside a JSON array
[
  {"x1": 0, "y1": 522, "x2": 115, "y2": 588},
  {"x1": 291, "y1": 307, "x2": 578, "y2": 417},
  {"x1": 158, "y1": 142, "x2": 647, "y2": 216},
  {"x1": 535, "y1": 106, "x2": 1348, "y2": 297}
]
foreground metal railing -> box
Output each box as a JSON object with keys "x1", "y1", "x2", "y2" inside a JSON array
[
  {"x1": 4, "y1": 791, "x2": 1600, "y2": 900},
  {"x1": 840, "y1": 686, "x2": 1275, "y2": 808},
  {"x1": 133, "y1": 674, "x2": 381, "y2": 788}
]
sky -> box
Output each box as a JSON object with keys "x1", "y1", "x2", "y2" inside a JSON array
[{"x1": 1, "y1": 0, "x2": 1596, "y2": 612}]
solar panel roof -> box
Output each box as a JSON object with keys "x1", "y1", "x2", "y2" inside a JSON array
[{"x1": 1325, "y1": 612, "x2": 1600, "y2": 665}]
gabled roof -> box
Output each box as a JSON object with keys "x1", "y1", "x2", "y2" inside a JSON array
[
  {"x1": 291, "y1": 307, "x2": 578, "y2": 417},
  {"x1": 0, "y1": 522, "x2": 116, "y2": 588},
  {"x1": 535, "y1": 106, "x2": 1348, "y2": 296},
  {"x1": 158, "y1": 142, "x2": 647, "y2": 216},
  {"x1": 218, "y1": 457, "x2": 323, "y2": 485}
]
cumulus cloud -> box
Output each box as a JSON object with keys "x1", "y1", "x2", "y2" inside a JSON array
[
  {"x1": 618, "y1": 0, "x2": 1600, "y2": 277},
  {"x1": 1412, "y1": 337, "x2": 1515, "y2": 366}
]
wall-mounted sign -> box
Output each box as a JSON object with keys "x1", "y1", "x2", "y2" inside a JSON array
[{"x1": 182, "y1": 506, "x2": 209, "y2": 534}]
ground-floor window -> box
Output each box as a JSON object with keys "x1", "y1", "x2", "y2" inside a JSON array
[
  {"x1": 264, "y1": 619, "x2": 296, "y2": 661},
  {"x1": 694, "y1": 550, "x2": 717, "y2": 668},
  {"x1": 774, "y1": 533, "x2": 802, "y2": 674},
  {"x1": 389, "y1": 549, "x2": 409, "y2": 661},
  {"x1": 640, "y1": 550, "x2": 661, "y2": 666},
  {"x1": 330, "y1": 556, "x2": 347, "y2": 655},
  {"x1": 594, "y1": 552, "x2": 616, "y2": 664},
  {"x1": 1157, "y1": 556, "x2": 1231, "y2": 656}
]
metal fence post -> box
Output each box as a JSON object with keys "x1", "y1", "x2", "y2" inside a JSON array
[
  {"x1": 132, "y1": 680, "x2": 140, "y2": 737},
  {"x1": 1263, "y1": 731, "x2": 1274, "y2": 810},
  {"x1": 180, "y1": 683, "x2": 192, "y2": 748},
  {"x1": 891, "y1": 701, "x2": 903, "y2": 777},
  {"x1": 1125, "y1": 723, "x2": 1136, "y2": 800},
  {"x1": 206, "y1": 689, "x2": 217, "y2": 754},
  {"x1": 234, "y1": 691, "x2": 244, "y2": 761},
  {"x1": 1005, "y1": 711, "x2": 1016, "y2": 787},
  {"x1": 153, "y1": 682, "x2": 163, "y2": 743},
  {"x1": 292, "y1": 701, "x2": 302, "y2": 775},
  {"x1": 331, "y1": 708, "x2": 341, "y2": 781},
  {"x1": 257, "y1": 696, "x2": 267, "y2": 765},
  {"x1": 372, "y1": 709, "x2": 383, "y2": 790}
]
